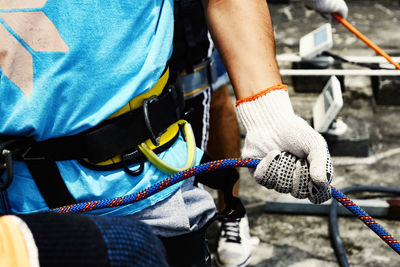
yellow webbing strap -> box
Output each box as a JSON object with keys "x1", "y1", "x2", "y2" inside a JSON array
[
  {"x1": 138, "y1": 120, "x2": 196, "y2": 174},
  {"x1": 90, "y1": 68, "x2": 181, "y2": 166},
  {"x1": 107, "y1": 68, "x2": 170, "y2": 119}
]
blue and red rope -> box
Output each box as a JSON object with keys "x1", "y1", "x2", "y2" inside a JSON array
[
  {"x1": 331, "y1": 188, "x2": 400, "y2": 253},
  {"x1": 51, "y1": 158, "x2": 400, "y2": 255}
]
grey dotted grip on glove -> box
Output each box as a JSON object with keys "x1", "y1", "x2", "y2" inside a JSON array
[{"x1": 254, "y1": 150, "x2": 333, "y2": 204}]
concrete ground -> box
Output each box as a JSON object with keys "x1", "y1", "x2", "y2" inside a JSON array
[{"x1": 206, "y1": 1, "x2": 400, "y2": 266}]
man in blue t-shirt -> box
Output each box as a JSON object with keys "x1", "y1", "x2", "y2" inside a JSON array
[{"x1": 0, "y1": 0, "x2": 345, "y2": 265}]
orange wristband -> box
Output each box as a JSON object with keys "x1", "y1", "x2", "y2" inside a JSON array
[{"x1": 235, "y1": 84, "x2": 288, "y2": 106}]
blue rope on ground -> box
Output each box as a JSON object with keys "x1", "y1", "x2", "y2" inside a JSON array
[
  {"x1": 51, "y1": 158, "x2": 400, "y2": 255},
  {"x1": 331, "y1": 187, "x2": 400, "y2": 253}
]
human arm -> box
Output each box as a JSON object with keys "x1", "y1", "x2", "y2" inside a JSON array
[
  {"x1": 202, "y1": 0, "x2": 333, "y2": 203},
  {"x1": 202, "y1": 0, "x2": 281, "y2": 99}
]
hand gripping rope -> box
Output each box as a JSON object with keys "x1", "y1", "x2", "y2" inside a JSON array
[{"x1": 50, "y1": 158, "x2": 400, "y2": 255}]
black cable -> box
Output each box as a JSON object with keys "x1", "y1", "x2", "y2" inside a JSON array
[
  {"x1": 329, "y1": 185, "x2": 400, "y2": 267},
  {"x1": 322, "y1": 51, "x2": 394, "y2": 70}
]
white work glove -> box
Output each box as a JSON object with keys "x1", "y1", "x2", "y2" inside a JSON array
[
  {"x1": 236, "y1": 84, "x2": 333, "y2": 204},
  {"x1": 301, "y1": 0, "x2": 348, "y2": 19}
]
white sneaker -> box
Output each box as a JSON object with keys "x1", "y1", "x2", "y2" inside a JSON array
[{"x1": 215, "y1": 215, "x2": 260, "y2": 267}]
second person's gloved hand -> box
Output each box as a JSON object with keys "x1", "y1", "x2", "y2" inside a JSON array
[
  {"x1": 301, "y1": 0, "x2": 348, "y2": 19},
  {"x1": 236, "y1": 84, "x2": 333, "y2": 204}
]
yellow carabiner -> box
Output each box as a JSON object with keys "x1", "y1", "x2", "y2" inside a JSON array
[{"x1": 138, "y1": 120, "x2": 196, "y2": 174}]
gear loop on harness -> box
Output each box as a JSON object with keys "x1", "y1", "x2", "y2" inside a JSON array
[
  {"x1": 138, "y1": 120, "x2": 196, "y2": 174},
  {"x1": 121, "y1": 148, "x2": 146, "y2": 177}
]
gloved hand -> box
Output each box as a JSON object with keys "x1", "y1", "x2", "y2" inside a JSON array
[
  {"x1": 301, "y1": 0, "x2": 348, "y2": 19},
  {"x1": 236, "y1": 84, "x2": 333, "y2": 204}
]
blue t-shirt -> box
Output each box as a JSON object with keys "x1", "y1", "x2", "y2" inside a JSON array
[{"x1": 0, "y1": 1, "x2": 200, "y2": 215}]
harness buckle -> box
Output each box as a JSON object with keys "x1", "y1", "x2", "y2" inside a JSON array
[
  {"x1": 0, "y1": 137, "x2": 40, "y2": 191},
  {"x1": 143, "y1": 95, "x2": 162, "y2": 147},
  {"x1": 0, "y1": 149, "x2": 13, "y2": 191}
]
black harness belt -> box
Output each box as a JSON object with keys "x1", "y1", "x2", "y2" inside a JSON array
[
  {"x1": 15, "y1": 86, "x2": 182, "y2": 163},
  {"x1": 0, "y1": 85, "x2": 184, "y2": 209}
]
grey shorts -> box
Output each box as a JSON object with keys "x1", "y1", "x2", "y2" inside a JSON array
[{"x1": 128, "y1": 177, "x2": 216, "y2": 237}]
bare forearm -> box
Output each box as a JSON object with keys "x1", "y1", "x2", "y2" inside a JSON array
[{"x1": 203, "y1": 0, "x2": 282, "y2": 99}]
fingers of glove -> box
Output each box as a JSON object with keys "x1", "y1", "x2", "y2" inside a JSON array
[
  {"x1": 321, "y1": 3, "x2": 348, "y2": 20},
  {"x1": 274, "y1": 152, "x2": 297, "y2": 193},
  {"x1": 291, "y1": 159, "x2": 310, "y2": 199},
  {"x1": 307, "y1": 141, "x2": 333, "y2": 205},
  {"x1": 253, "y1": 150, "x2": 281, "y2": 189},
  {"x1": 334, "y1": 0, "x2": 348, "y2": 19},
  {"x1": 290, "y1": 157, "x2": 332, "y2": 203},
  {"x1": 254, "y1": 151, "x2": 297, "y2": 193},
  {"x1": 308, "y1": 182, "x2": 332, "y2": 204},
  {"x1": 253, "y1": 151, "x2": 331, "y2": 203},
  {"x1": 307, "y1": 135, "x2": 334, "y2": 188},
  {"x1": 303, "y1": 0, "x2": 348, "y2": 19}
]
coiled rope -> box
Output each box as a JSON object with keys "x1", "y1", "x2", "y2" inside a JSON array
[{"x1": 51, "y1": 158, "x2": 400, "y2": 255}]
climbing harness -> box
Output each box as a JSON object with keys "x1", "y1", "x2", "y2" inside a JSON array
[
  {"x1": 49, "y1": 158, "x2": 400, "y2": 256},
  {"x1": 0, "y1": 67, "x2": 187, "y2": 209},
  {"x1": 0, "y1": 69, "x2": 240, "y2": 216},
  {"x1": 333, "y1": 13, "x2": 400, "y2": 71}
]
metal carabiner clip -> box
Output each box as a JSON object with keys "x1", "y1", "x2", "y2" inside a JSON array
[{"x1": 143, "y1": 95, "x2": 162, "y2": 147}]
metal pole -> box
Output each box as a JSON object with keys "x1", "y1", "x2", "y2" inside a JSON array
[
  {"x1": 276, "y1": 54, "x2": 400, "y2": 64},
  {"x1": 279, "y1": 69, "x2": 400, "y2": 76}
]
